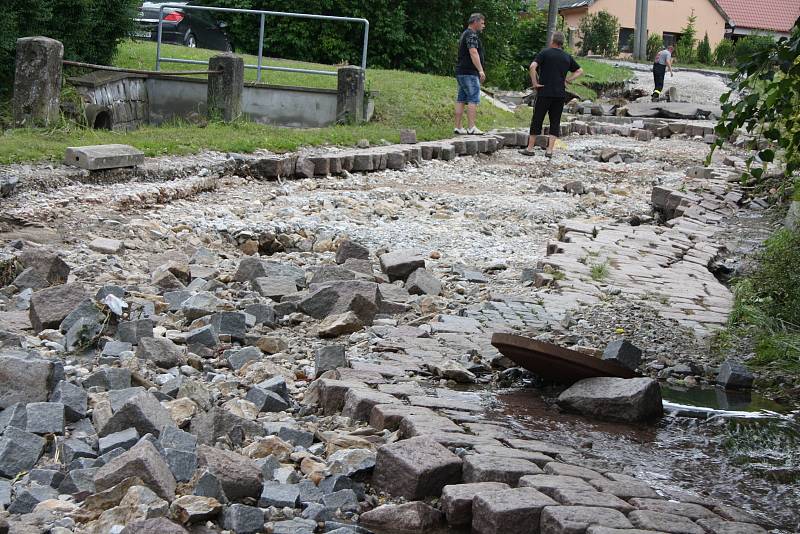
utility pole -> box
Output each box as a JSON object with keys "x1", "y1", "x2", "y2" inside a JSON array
[
  {"x1": 546, "y1": 0, "x2": 559, "y2": 46},
  {"x1": 634, "y1": 0, "x2": 642, "y2": 59},
  {"x1": 639, "y1": 0, "x2": 649, "y2": 60}
]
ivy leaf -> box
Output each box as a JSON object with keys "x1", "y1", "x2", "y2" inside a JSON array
[{"x1": 758, "y1": 149, "x2": 775, "y2": 162}]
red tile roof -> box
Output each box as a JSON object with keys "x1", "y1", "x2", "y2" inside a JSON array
[{"x1": 716, "y1": 0, "x2": 800, "y2": 33}]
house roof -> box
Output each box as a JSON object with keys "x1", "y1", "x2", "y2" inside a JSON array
[
  {"x1": 714, "y1": 0, "x2": 800, "y2": 33},
  {"x1": 535, "y1": 0, "x2": 593, "y2": 10}
]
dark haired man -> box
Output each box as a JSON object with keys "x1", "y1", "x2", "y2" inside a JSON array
[
  {"x1": 454, "y1": 13, "x2": 486, "y2": 135},
  {"x1": 520, "y1": 31, "x2": 583, "y2": 158}
]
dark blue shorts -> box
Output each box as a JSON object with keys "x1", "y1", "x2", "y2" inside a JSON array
[{"x1": 456, "y1": 75, "x2": 481, "y2": 104}]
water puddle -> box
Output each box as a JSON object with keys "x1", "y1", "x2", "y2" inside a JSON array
[{"x1": 492, "y1": 387, "x2": 800, "y2": 533}]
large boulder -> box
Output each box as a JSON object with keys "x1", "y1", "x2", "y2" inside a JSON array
[
  {"x1": 29, "y1": 283, "x2": 88, "y2": 333},
  {"x1": 557, "y1": 377, "x2": 663, "y2": 423}
]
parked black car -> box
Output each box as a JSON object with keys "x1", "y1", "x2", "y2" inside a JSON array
[{"x1": 134, "y1": 2, "x2": 234, "y2": 52}]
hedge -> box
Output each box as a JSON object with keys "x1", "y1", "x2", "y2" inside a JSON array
[{"x1": 0, "y1": 0, "x2": 138, "y2": 94}]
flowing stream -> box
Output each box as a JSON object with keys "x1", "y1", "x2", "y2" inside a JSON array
[{"x1": 492, "y1": 386, "x2": 800, "y2": 533}]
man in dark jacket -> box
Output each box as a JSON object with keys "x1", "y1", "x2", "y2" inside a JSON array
[
  {"x1": 520, "y1": 31, "x2": 583, "y2": 158},
  {"x1": 454, "y1": 13, "x2": 486, "y2": 135}
]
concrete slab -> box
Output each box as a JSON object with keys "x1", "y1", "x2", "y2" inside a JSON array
[{"x1": 64, "y1": 144, "x2": 144, "y2": 170}]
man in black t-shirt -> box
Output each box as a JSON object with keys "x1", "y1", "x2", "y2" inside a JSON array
[
  {"x1": 520, "y1": 31, "x2": 583, "y2": 158},
  {"x1": 454, "y1": 13, "x2": 486, "y2": 135}
]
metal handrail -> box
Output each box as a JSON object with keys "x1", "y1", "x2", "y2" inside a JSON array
[
  {"x1": 154, "y1": 4, "x2": 369, "y2": 83},
  {"x1": 64, "y1": 59, "x2": 221, "y2": 76}
]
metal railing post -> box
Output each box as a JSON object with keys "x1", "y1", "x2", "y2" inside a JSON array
[
  {"x1": 156, "y1": 6, "x2": 164, "y2": 71},
  {"x1": 361, "y1": 20, "x2": 369, "y2": 71},
  {"x1": 257, "y1": 13, "x2": 265, "y2": 83}
]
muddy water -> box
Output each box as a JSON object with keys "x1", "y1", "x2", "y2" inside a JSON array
[{"x1": 492, "y1": 388, "x2": 800, "y2": 533}]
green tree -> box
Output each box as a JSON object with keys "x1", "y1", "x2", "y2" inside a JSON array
[
  {"x1": 709, "y1": 26, "x2": 800, "y2": 189},
  {"x1": 734, "y1": 34, "x2": 775, "y2": 64},
  {"x1": 578, "y1": 10, "x2": 619, "y2": 56},
  {"x1": 0, "y1": 0, "x2": 138, "y2": 95},
  {"x1": 713, "y1": 38, "x2": 735, "y2": 66},
  {"x1": 507, "y1": 9, "x2": 548, "y2": 89},
  {"x1": 647, "y1": 33, "x2": 663, "y2": 61},
  {"x1": 193, "y1": 0, "x2": 522, "y2": 81},
  {"x1": 675, "y1": 10, "x2": 697, "y2": 63},
  {"x1": 697, "y1": 32, "x2": 711, "y2": 64}
]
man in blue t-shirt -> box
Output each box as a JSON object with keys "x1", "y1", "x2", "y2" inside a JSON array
[
  {"x1": 454, "y1": 13, "x2": 486, "y2": 135},
  {"x1": 520, "y1": 31, "x2": 583, "y2": 158}
]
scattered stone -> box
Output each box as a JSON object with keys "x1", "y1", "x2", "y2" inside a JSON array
[
  {"x1": 221, "y1": 504, "x2": 264, "y2": 534},
  {"x1": 318, "y1": 311, "x2": 363, "y2": 337},
  {"x1": 378, "y1": 250, "x2": 426, "y2": 282},
  {"x1": 0, "y1": 355, "x2": 56, "y2": 408},
  {"x1": 463, "y1": 454, "x2": 542, "y2": 486},
  {"x1": 601, "y1": 339, "x2": 642, "y2": 371},
  {"x1": 25, "y1": 401, "x2": 65, "y2": 434},
  {"x1": 360, "y1": 501, "x2": 443, "y2": 532},
  {"x1": 29, "y1": 283, "x2": 88, "y2": 332},
  {"x1": 170, "y1": 495, "x2": 222, "y2": 524},
  {"x1": 0, "y1": 427, "x2": 45, "y2": 477},
  {"x1": 372, "y1": 436, "x2": 462, "y2": 500},
  {"x1": 197, "y1": 445, "x2": 263, "y2": 501},
  {"x1": 472, "y1": 487, "x2": 557, "y2": 534},
  {"x1": 716, "y1": 360, "x2": 755, "y2": 390},
  {"x1": 540, "y1": 505, "x2": 633, "y2": 533},
  {"x1": 441, "y1": 482, "x2": 510, "y2": 526},
  {"x1": 405, "y1": 268, "x2": 442, "y2": 296},
  {"x1": 94, "y1": 439, "x2": 177, "y2": 500},
  {"x1": 557, "y1": 377, "x2": 663, "y2": 422},
  {"x1": 136, "y1": 337, "x2": 184, "y2": 368},
  {"x1": 89, "y1": 238, "x2": 124, "y2": 255}
]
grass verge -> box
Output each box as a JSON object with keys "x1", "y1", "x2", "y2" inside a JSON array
[
  {"x1": 712, "y1": 227, "x2": 800, "y2": 387},
  {"x1": 0, "y1": 41, "x2": 630, "y2": 164}
]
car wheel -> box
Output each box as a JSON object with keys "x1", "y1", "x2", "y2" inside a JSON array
[{"x1": 184, "y1": 32, "x2": 196, "y2": 48}]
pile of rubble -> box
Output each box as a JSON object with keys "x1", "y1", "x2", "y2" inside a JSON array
[{"x1": 0, "y1": 226, "x2": 775, "y2": 533}]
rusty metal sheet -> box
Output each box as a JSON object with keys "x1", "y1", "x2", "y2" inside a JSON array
[{"x1": 491, "y1": 333, "x2": 638, "y2": 384}]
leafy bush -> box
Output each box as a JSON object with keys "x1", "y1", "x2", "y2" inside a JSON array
[
  {"x1": 506, "y1": 10, "x2": 548, "y2": 89},
  {"x1": 734, "y1": 34, "x2": 775, "y2": 64},
  {"x1": 750, "y1": 228, "x2": 800, "y2": 327},
  {"x1": 578, "y1": 10, "x2": 619, "y2": 56},
  {"x1": 713, "y1": 38, "x2": 735, "y2": 66},
  {"x1": 646, "y1": 33, "x2": 663, "y2": 61},
  {"x1": 0, "y1": 0, "x2": 138, "y2": 95},
  {"x1": 192, "y1": 0, "x2": 522, "y2": 82},
  {"x1": 697, "y1": 32, "x2": 711, "y2": 64},
  {"x1": 710, "y1": 26, "x2": 800, "y2": 184},
  {"x1": 675, "y1": 11, "x2": 697, "y2": 63}
]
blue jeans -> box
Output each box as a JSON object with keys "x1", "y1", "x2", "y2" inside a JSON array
[{"x1": 456, "y1": 74, "x2": 481, "y2": 104}]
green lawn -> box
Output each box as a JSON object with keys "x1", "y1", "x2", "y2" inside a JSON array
[{"x1": 0, "y1": 40, "x2": 630, "y2": 164}]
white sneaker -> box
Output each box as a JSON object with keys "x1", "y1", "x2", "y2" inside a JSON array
[
  {"x1": 467, "y1": 126, "x2": 484, "y2": 135},
  {"x1": 454, "y1": 127, "x2": 468, "y2": 135}
]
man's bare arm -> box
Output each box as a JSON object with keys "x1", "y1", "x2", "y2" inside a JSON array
[
  {"x1": 530, "y1": 61, "x2": 542, "y2": 88},
  {"x1": 566, "y1": 67, "x2": 584, "y2": 84},
  {"x1": 469, "y1": 48, "x2": 485, "y2": 82}
]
